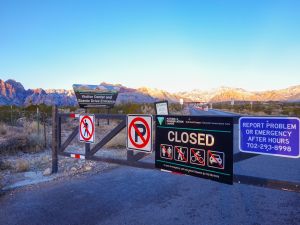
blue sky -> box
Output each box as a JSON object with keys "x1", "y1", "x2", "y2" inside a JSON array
[{"x1": 0, "y1": 0, "x2": 299, "y2": 92}]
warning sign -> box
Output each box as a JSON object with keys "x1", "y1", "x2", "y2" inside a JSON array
[
  {"x1": 160, "y1": 144, "x2": 173, "y2": 160},
  {"x1": 79, "y1": 114, "x2": 95, "y2": 143},
  {"x1": 190, "y1": 148, "x2": 205, "y2": 166},
  {"x1": 127, "y1": 115, "x2": 153, "y2": 152},
  {"x1": 207, "y1": 150, "x2": 225, "y2": 169},
  {"x1": 155, "y1": 116, "x2": 233, "y2": 184},
  {"x1": 174, "y1": 146, "x2": 188, "y2": 163}
]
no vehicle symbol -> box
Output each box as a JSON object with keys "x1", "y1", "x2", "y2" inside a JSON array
[
  {"x1": 127, "y1": 115, "x2": 152, "y2": 152},
  {"x1": 79, "y1": 114, "x2": 95, "y2": 143}
]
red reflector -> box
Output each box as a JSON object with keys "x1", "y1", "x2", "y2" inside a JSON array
[
  {"x1": 172, "y1": 171, "x2": 183, "y2": 175},
  {"x1": 75, "y1": 154, "x2": 80, "y2": 159}
]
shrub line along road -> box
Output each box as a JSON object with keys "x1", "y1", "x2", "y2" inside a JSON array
[{"x1": 0, "y1": 108, "x2": 299, "y2": 225}]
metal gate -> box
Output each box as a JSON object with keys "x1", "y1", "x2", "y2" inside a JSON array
[{"x1": 51, "y1": 106, "x2": 300, "y2": 193}]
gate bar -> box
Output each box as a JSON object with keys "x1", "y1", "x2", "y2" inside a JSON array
[{"x1": 234, "y1": 174, "x2": 300, "y2": 193}]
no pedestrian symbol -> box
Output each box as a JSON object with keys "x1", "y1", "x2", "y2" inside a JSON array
[
  {"x1": 79, "y1": 114, "x2": 95, "y2": 143},
  {"x1": 127, "y1": 115, "x2": 152, "y2": 152}
]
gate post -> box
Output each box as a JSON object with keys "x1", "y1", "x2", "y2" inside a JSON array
[{"x1": 52, "y1": 105, "x2": 58, "y2": 173}]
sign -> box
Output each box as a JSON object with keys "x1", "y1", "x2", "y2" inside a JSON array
[
  {"x1": 79, "y1": 114, "x2": 95, "y2": 143},
  {"x1": 155, "y1": 101, "x2": 169, "y2": 115},
  {"x1": 155, "y1": 116, "x2": 234, "y2": 184},
  {"x1": 239, "y1": 117, "x2": 300, "y2": 158},
  {"x1": 179, "y1": 98, "x2": 184, "y2": 105},
  {"x1": 127, "y1": 115, "x2": 153, "y2": 152},
  {"x1": 73, "y1": 84, "x2": 119, "y2": 108}
]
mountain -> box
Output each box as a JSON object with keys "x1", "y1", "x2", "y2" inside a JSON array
[
  {"x1": 0, "y1": 79, "x2": 299, "y2": 106},
  {"x1": 178, "y1": 86, "x2": 300, "y2": 102}
]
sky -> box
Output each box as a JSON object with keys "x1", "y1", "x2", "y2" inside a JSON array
[{"x1": 0, "y1": 0, "x2": 299, "y2": 93}]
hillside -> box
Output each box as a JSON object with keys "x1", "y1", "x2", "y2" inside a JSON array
[{"x1": 0, "y1": 79, "x2": 299, "y2": 106}]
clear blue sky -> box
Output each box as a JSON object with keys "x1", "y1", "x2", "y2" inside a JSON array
[{"x1": 0, "y1": 0, "x2": 299, "y2": 92}]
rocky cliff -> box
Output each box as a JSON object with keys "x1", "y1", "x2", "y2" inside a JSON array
[{"x1": 0, "y1": 79, "x2": 299, "y2": 106}]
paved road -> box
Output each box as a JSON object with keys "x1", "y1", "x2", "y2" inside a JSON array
[
  {"x1": 0, "y1": 108, "x2": 299, "y2": 225},
  {"x1": 189, "y1": 107, "x2": 240, "y2": 116},
  {"x1": 0, "y1": 166, "x2": 299, "y2": 225},
  {"x1": 190, "y1": 107, "x2": 300, "y2": 182}
]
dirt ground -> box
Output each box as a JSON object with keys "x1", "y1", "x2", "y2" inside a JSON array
[
  {"x1": 0, "y1": 118, "x2": 127, "y2": 192},
  {"x1": 0, "y1": 107, "x2": 190, "y2": 192}
]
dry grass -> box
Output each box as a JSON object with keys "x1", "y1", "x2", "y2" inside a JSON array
[
  {"x1": 24, "y1": 121, "x2": 44, "y2": 134},
  {"x1": 0, "y1": 159, "x2": 29, "y2": 172},
  {"x1": 13, "y1": 159, "x2": 30, "y2": 172},
  {"x1": 104, "y1": 129, "x2": 126, "y2": 149},
  {"x1": 0, "y1": 120, "x2": 47, "y2": 154},
  {"x1": 0, "y1": 123, "x2": 7, "y2": 135}
]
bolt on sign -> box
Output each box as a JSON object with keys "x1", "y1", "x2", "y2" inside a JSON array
[
  {"x1": 127, "y1": 115, "x2": 153, "y2": 153},
  {"x1": 73, "y1": 84, "x2": 119, "y2": 108},
  {"x1": 239, "y1": 117, "x2": 300, "y2": 158},
  {"x1": 79, "y1": 114, "x2": 95, "y2": 143},
  {"x1": 155, "y1": 116, "x2": 234, "y2": 184}
]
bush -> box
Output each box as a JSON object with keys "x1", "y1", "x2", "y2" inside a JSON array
[
  {"x1": 14, "y1": 159, "x2": 30, "y2": 172},
  {"x1": 104, "y1": 129, "x2": 126, "y2": 148},
  {"x1": 0, "y1": 123, "x2": 7, "y2": 135},
  {"x1": 0, "y1": 159, "x2": 29, "y2": 172}
]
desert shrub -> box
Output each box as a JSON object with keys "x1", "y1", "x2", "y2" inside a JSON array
[
  {"x1": 104, "y1": 129, "x2": 126, "y2": 148},
  {"x1": 25, "y1": 133, "x2": 45, "y2": 152},
  {"x1": 0, "y1": 160, "x2": 10, "y2": 170},
  {"x1": 0, "y1": 159, "x2": 29, "y2": 172},
  {"x1": 141, "y1": 104, "x2": 155, "y2": 114},
  {"x1": 0, "y1": 123, "x2": 7, "y2": 135},
  {"x1": 13, "y1": 159, "x2": 30, "y2": 172},
  {"x1": 23, "y1": 121, "x2": 44, "y2": 136}
]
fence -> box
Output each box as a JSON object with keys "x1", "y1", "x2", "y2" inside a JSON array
[{"x1": 51, "y1": 106, "x2": 300, "y2": 193}]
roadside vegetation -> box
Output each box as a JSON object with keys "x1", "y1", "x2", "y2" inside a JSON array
[
  {"x1": 213, "y1": 101, "x2": 300, "y2": 117},
  {"x1": 0, "y1": 102, "x2": 186, "y2": 189},
  {"x1": 0, "y1": 102, "x2": 185, "y2": 157}
]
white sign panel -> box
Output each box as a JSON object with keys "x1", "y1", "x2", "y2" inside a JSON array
[
  {"x1": 79, "y1": 114, "x2": 95, "y2": 143},
  {"x1": 155, "y1": 101, "x2": 169, "y2": 115},
  {"x1": 127, "y1": 115, "x2": 153, "y2": 152}
]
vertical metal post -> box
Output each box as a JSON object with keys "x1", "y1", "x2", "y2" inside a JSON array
[
  {"x1": 97, "y1": 109, "x2": 100, "y2": 126},
  {"x1": 85, "y1": 143, "x2": 91, "y2": 157},
  {"x1": 107, "y1": 108, "x2": 110, "y2": 125},
  {"x1": 58, "y1": 116, "x2": 62, "y2": 149},
  {"x1": 52, "y1": 105, "x2": 58, "y2": 173},
  {"x1": 44, "y1": 116, "x2": 47, "y2": 148}
]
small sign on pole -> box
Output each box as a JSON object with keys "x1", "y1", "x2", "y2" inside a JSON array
[
  {"x1": 155, "y1": 101, "x2": 169, "y2": 115},
  {"x1": 79, "y1": 114, "x2": 95, "y2": 143},
  {"x1": 179, "y1": 98, "x2": 184, "y2": 105},
  {"x1": 239, "y1": 117, "x2": 300, "y2": 158},
  {"x1": 127, "y1": 115, "x2": 153, "y2": 153}
]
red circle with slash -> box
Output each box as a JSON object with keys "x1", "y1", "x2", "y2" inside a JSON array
[
  {"x1": 128, "y1": 117, "x2": 151, "y2": 148},
  {"x1": 80, "y1": 115, "x2": 94, "y2": 141}
]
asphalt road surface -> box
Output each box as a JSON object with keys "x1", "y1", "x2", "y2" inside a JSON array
[{"x1": 0, "y1": 108, "x2": 299, "y2": 225}]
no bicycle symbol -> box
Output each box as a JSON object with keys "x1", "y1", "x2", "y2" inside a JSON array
[
  {"x1": 127, "y1": 115, "x2": 153, "y2": 152},
  {"x1": 79, "y1": 114, "x2": 95, "y2": 143}
]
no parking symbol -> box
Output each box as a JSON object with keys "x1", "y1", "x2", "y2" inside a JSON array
[{"x1": 127, "y1": 115, "x2": 153, "y2": 152}]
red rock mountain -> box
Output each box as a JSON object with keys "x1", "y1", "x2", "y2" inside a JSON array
[{"x1": 0, "y1": 79, "x2": 299, "y2": 106}]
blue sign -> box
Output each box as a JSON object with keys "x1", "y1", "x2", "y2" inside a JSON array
[{"x1": 239, "y1": 117, "x2": 300, "y2": 158}]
